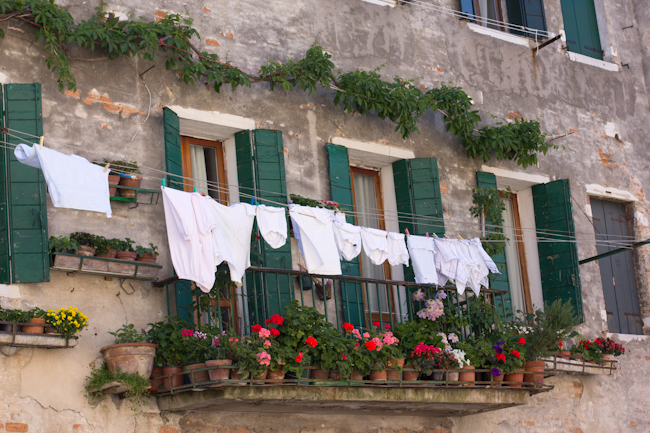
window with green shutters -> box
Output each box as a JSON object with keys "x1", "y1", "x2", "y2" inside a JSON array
[
  {"x1": 236, "y1": 130, "x2": 292, "y2": 325},
  {"x1": 532, "y1": 179, "x2": 583, "y2": 320},
  {"x1": 505, "y1": 0, "x2": 547, "y2": 37},
  {"x1": 163, "y1": 108, "x2": 184, "y2": 190},
  {"x1": 0, "y1": 83, "x2": 49, "y2": 284},
  {"x1": 561, "y1": 0, "x2": 603, "y2": 60},
  {"x1": 327, "y1": 144, "x2": 365, "y2": 328},
  {"x1": 476, "y1": 171, "x2": 512, "y2": 317}
]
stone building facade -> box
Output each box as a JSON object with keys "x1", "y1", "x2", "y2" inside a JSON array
[{"x1": 0, "y1": 0, "x2": 649, "y2": 432}]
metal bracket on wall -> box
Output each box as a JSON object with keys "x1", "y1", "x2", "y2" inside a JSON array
[
  {"x1": 532, "y1": 34, "x2": 561, "y2": 54},
  {"x1": 579, "y1": 239, "x2": 650, "y2": 265}
]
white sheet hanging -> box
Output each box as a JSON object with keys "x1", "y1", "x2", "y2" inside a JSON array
[
  {"x1": 14, "y1": 143, "x2": 112, "y2": 217},
  {"x1": 470, "y1": 237, "x2": 500, "y2": 274},
  {"x1": 289, "y1": 204, "x2": 341, "y2": 275},
  {"x1": 407, "y1": 235, "x2": 437, "y2": 284},
  {"x1": 387, "y1": 232, "x2": 409, "y2": 267},
  {"x1": 333, "y1": 220, "x2": 362, "y2": 261},
  {"x1": 162, "y1": 188, "x2": 217, "y2": 292},
  {"x1": 360, "y1": 227, "x2": 389, "y2": 266},
  {"x1": 256, "y1": 204, "x2": 288, "y2": 249}
]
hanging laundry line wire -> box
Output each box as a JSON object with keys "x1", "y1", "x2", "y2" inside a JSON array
[
  {"x1": 2, "y1": 128, "x2": 638, "y2": 241},
  {"x1": 0, "y1": 133, "x2": 641, "y2": 248}
]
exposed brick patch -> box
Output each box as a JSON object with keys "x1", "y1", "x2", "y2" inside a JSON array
[
  {"x1": 568, "y1": 429, "x2": 584, "y2": 433},
  {"x1": 440, "y1": 182, "x2": 448, "y2": 194},
  {"x1": 220, "y1": 32, "x2": 234, "y2": 39},
  {"x1": 101, "y1": 103, "x2": 121, "y2": 113},
  {"x1": 569, "y1": 128, "x2": 579, "y2": 134},
  {"x1": 573, "y1": 380, "x2": 584, "y2": 398},
  {"x1": 73, "y1": 425, "x2": 84, "y2": 431},
  {"x1": 506, "y1": 111, "x2": 522, "y2": 120},
  {"x1": 429, "y1": 66, "x2": 443, "y2": 72},
  {"x1": 159, "y1": 428, "x2": 179, "y2": 433},
  {"x1": 155, "y1": 10, "x2": 167, "y2": 22},
  {"x1": 101, "y1": 124, "x2": 109, "y2": 129},
  {"x1": 645, "y1": 356, "x2": 650, "y2": 360},
  {"x1": 300, "y1": 103, "x2": 315, "y2": 110},
  {"x1": 418, "y1": 84, "x2": 425, "y2": 89},
  {"x1": 203, "y1": 6, "x2": 211, "y2": 12},
  {"x1": 522, "y1": 420, "x2": 535, "y2": 426},
  {"x1": 630, "y1": 421, "x2": 637, "y2": 427},
  {"x1": 6, "y1": 424, "x2": 28, "y2": 433},
  {"x1": 425, "y1": 427, "x2": 450, "y2": 433},
  {"x1": 205, "y1": 38, "x2": 220, "y2": 46},
  {"x1": 82, "y1": 98, "x2": 93, "y2": 105},
  {"x1": 598, "y1": 149, "x2": 617, "y2": 168},
  {"x1": 64, "y1": 90, "x2": 81, "y2": 99},
  {"x1": 235, "y1": 428, "x2": 250, "y2": 433}
]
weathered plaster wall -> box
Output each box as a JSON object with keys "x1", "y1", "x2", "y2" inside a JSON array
[{"x1": 0, "y1": 0, "x2": 649, "y2": 431}]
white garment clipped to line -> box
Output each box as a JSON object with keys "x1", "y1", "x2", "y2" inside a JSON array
[{"x1": 289, "y1": 204, "x2": 341, "y2": 275}]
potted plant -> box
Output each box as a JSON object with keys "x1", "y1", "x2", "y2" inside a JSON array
[
  {"x1": 230, "y1": 334, "x2": 269, "y2": 381},
  {"x1": 594, "y1": 337, "x2": 625, "y2": 362},
  {"x1": 455, "y1": 338, "x2": 485, "y2": 384},
  {"x1": 181, "y1": 328, "x2": 214, "y2": 384},
  {"x1": 515, "y1": 300, "x2": 578, "y2": 386},
  {"x1": 21, "y1": 307, "x2": 48, "y2": 334},
  {"x1": 206, "y1": 330, "x2": 238, "y2": 381},
  {"x1": 110, "y1": 238, "x2": 137, "y2": 274},
  {"x1": 94, "y1": 236, "x2": 117, "y2": 259},
  {"x1": 113, "y1": 160, "x2": 142, "y2": 199},
  {"x1": 100, "y1": 324, "x2": 158, "y2": 379},
  {"x1": 49, "y1": 235, "x2": 82, "y2": 269},
  {"x1": 147, "y1": 318, "x2": 190, "y2": 389},
  {"x1": 394, "y1": 319, "x2": 444, "y2": 381},
  {"x1": 571, "y1": 338, "x2": 604, "y2": 364},
  {"x1": 45, "y1": 307, "x2": 89, "y2": 341},
  {"x1": 135, "y1": 243, "x2": 158, "y2": 262},
  {"x1": 70, "y1": 232, "x2": 97, "y2": 256},
  {"x1": 0, "y1": 308, "x2": 33, "y2": 333}
]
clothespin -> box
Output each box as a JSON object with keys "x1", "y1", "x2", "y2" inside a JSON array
[
  {"x1": 404, "y1": 228, "x2": 410, "y2": 237},
  {"x1": 426, "y1": 232, "x2": 429, "y2": 238},
  {"x1": 433, "y1": 233, "x2": 439, "y2": 238},
  {"x1": 103, "y1": 163, "x2": 110, "y2": 173},
  {"x1": 162, "y1": 178, "x2": 165, "y2": 189},
  {"x1": 200, "y1": 191, "x2": 206, "y2": 197},
  {"x1": 457, "y1": 235, "x2": 464, "y2": 240},
  {"x1": 39, "y1": 136, "x2": 44, "y2": 149},
  {"x1": 250, "y1": 197, "x2": 256, "y2": 205},
  {"x1": 193, "y1": 187, "x2": 197, "y2": 193},
  {"x1": 444, "y1": 234, "x2": 449, "y2": 239}
]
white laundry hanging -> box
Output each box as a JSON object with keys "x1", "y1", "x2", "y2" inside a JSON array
[
  {"x1": 162, "y1": 188, "x2": 217, "y2": 292},
  {"x1": 387, "y1": 232, "x2": 410, "y2": 267},
  {"x1": 360, "y1": 227, "x2": 389, "y2": 266},
  {"x1": 14, "y1": 143, "x2": 112, "y2": 217},
  {"x1": 333, "y1": 220, "x2": 362, "y2": 261},
  {"x1": 256, "y1": 204, "x2": 288, "y2": 249},
  {"x1": 407, "y1": 235, "x2": 437, "y2": 284},
  {"x1": 289, "y1": 204, "x2": 341, "y2": 275},
  {"x1": 471, "y1": 237, "x2": 500, "y2": 274}
]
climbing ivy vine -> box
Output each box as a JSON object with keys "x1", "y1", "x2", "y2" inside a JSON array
[
  {"x1": 0, "y1": 0, "x2": 558, "y2": 167},
  {"x1": 469, "y1": 187, "x2": 508, "y2": 257}
]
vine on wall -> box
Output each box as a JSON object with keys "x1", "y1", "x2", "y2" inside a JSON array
[
  {"x1": 0, "y1": 0, "x2": 558, "y2": 167},
  {"x1": 469, "y1": 187, "x2": 508, "y2": 257}
]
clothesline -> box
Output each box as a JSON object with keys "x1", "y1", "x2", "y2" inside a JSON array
[
  {"x1": 0, "y1": 132, "x2": 642, "y2": 248},
  {"x1": 1, "y1": 128, "x2": 639, "y2": 241}
]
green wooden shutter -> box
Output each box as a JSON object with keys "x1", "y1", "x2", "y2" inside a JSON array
[
  {"x1": 532, "y1": 179, "x2": 583, "y2": 320},
  {"x1": 236, "y1": 130, "x2": 292, "y2": 325},
  {"x1": 2, "y1": 84, "x2": 49, "y2": 284},
  {"x1": 476, "y1": 172, "x2": 512, "y2": 316},
  {"x1": 175, "y1": 280, "x2": 195, "y2": 325},
  {"x1": 327, "y1": 144, "x2": 365, "y2": 328},
  {"x1": 0, "y1": 85, "x2": 8, "y2": 283},
  {"x1": 506, "y1": 0, "x2": 547, "y2": 37},
  {"x1": 561, "y1": 0, "x2": 602, "y2": 60},
  {"x1": 163, "y1": 107, "x2": 183, "y2": 190},
  {"x1": 393, "y1": 158, "x2": 445, "y2": 289},
  {"x1": 459, "y1": 0, "x2": 475, "y2": 17}
]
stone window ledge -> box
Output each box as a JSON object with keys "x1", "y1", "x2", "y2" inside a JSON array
[
  {"x1": 360, "y1": 0, "x2": 396, "y2": 7},
  {"x1": 567, "y1": 52, "x2": 619, "y2": 72},
  {"x1": 467, "y1": 22, "x2": 533, "y2": 48}
]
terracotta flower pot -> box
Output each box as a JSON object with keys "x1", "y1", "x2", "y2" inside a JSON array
[
  {"x1": 185, "y1": 363, "x2": 210, "y2": 384},
  {"x1": 44, "y1": 326, "x2": 56, "y2": 334},
  {"x1": 523, "y1": 360, "x2": 545, "y2": 387},
  {"x1": 22, "y1": 318, "x2": 46, "y2": 334},
  {"x1": 369, "y1": 370, "x2": 387, "y2": 381},
  {"x1": 386, "y1": 358, "x2": 404, "y2": 381},
  {"x1": 232, "y1": 369, "x2": 268, "y2": 381},
  {"x1": 558, "y1": 350, "x2": 572, "y2": 359},
  {"x1": 504, "y1": 371, "x2": 525, "y2": 388},
  {"x1": 447, "y1": 370, "x2": 460, "y2": 383},
  {"x1": 100, "y1": 342, "x2": 158, "y2": 379},
  {"x1": 108, "y1": 174, "x2": 121, "y2": 197},
  {"x1": 267, "y1": 369, "x2": 286, "y2": 380},
  {"x1": 329, "y1": 370, "x2": 342, "y2": 381},
  {"x1": 136, "y1": 253, "x2": 157, "y2": 262},
  {"x1": 206, "y1": 359, "x2": 232, "y2": 381},
  {"x1": 350, "y1": 370, "x2": 363, "y2": 381},
  {"x1": 162, "y1": 366, "x2": 184, "y2": 389},
  {"x1": 386, "y1": 369, "x2": 401, "y2": 381},
  {"x1": 78, "y1": 245, "x2": 96, "y2": 257},
  {"x1": 310, "y1": 366, "x2": 329, "y2": 380},
  {"x1": 602, "y1": 354, "x2": 615, "y2": 362},
  {"x1": 458, "y1": 365, "x2": 475, "y2": 384},
  {"x1": 491, "y1": 373, "x2": 504, "y2": 387},
  {"x1": 119, "y1": 175, "x2": 142, "y2": 199},
  {"x1": 115, "y1": 251, "x2": 137, "y2": 261},
  {"x1": 150, "y1": 367, "x2": 164, "y2": 389},
  {"x1": 402, "y1": 366, "x2": 419, "y2": 381}
]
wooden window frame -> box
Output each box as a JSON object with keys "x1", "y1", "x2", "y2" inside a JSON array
[
  {"x1": 350, "y1": 166, "x2": 396, "y2": 324},
  {"x1": 473, "y1": 0, "x2": 505, "y2": 31},
  {"x1": 499, "y1": 191, "x2": 533, "y2": 314},
  {"x1": 180, "y1": 136, "x2": 228, "y2": 204}
]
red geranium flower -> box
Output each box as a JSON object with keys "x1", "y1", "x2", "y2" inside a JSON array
[
  {"x1": 558, "y1": 341, "x2": 563, "y2": 348},
  {"x1": 384, "y1": 323, "x2": 391, "y2": 329},
  {"x1": 270, "y1": 328, "x2": 280, "y2": 337},
  {"x1": 510, "y1": 350, "x2": 521, "y2": 358},
  {"x1": 496, "y1": 353, "x2": 506, "y2": 362},
  {"x1": 342, "y1": 354, "x2": 347, "y2": 360},
  {"x1": 306, "y1": 336, "x2": 318, "y2": 348},
  {"x1": 342, "y1": 322, "x2": 354, "y2": 332},
  {"x1": 373, "y1": 321, "x2": 380, "y2": 327},
  {"x1": 518, "y1": 337, "x2": 526, "y2": 345},
  {"x1": 252, "y1": 324, "x2": 262, "y2": 333},
  {"x1": 365, "y1": 341, "x2": 377, "y2": 351},
  {"x1": 295, "y1": 352, "x2": 303, "y2": 363},
  {"x1": 355, "y1": 342, "x2": 360, "y2": 348},
  {"x1": 270, "y1": 314, "x2": 284, "y2": 325}
]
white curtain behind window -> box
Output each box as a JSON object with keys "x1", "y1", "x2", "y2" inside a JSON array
[
  {"x1": 353, "y1": 172, "x2": 388, "y2": 314},
  {"x1": 190, "y1": 145, "x2": 209, "y2": 195},
  {"x1": 501, "y1": 198, "x2": 526, "y2": 315}
]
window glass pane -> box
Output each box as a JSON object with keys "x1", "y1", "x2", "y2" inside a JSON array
[
  {"x1": 190, "y1": 144, "x2": 221, "y2": 201},
  {"x1": 501, "y1": 197, "x2": 526, "y2": 315},
  {"x1": 353, "y1": 172, "x2": 388, "y2": 313}
]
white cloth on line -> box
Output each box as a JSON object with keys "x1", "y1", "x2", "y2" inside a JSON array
[
  {"x1": 464, "y1": 240, "x2": 490, "y2": 294},
  {"x1": 433, "y1": 238, "x2": 458, "y2": 287},
  {"x1": 256, "y1": 204, "x2": 287, "y2": 249},
  {"x1": 333, "y1": 220, "x2": 362, "y2": 261},
  {"x1": 387, "y1": 232, "x2": 410, "y2": 267},
  {"x1": 289, "y1": 204, "x2": 341, "y2": 275},
  {"x1": 14, "y1": 143, "x2": 112, "y2": 217},
  {"x1": 205, "y1": 199, "x2": 257, "y2": 286},
  {"x1": 470, "y1": 237, "x2": 500, "y2": 274},
  {"x1": 162, "y1": 188, "x2": 217, "y2": 292},
  {"x1": 407, "y1": 235, "x2": 437, "y2": 284},
  {"x1": 448, "y1": 239, "x2": 470, "y2": 295},
  {"x1": 360, "y1": 227, "x2": 389, "y2": 266}
]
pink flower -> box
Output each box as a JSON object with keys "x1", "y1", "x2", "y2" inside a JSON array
[
  {"x1": 382, "y1": 332, "x2": 399, "y2": 346},
  {"x1": 363, "y1": 332, "x2": 370, "y2": 339},
  {"x1": 351, "y1": 329, "x2": 362, "y2": 339},
  {"x1": 256, "y1": 351, "x2": 271, "y2": 366},
  {"x1": 258, "y1": 327, "x2": 271, "y2": 339},
  {"x1": 181, "y1": 329, "x2": 194, "y2": 337},
  {"x1": 371, "y1": 337, "x2": 384, "y2": 351},
  {"x1": 263, "y1": 340, "x2": 271, "y2": 348}
]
